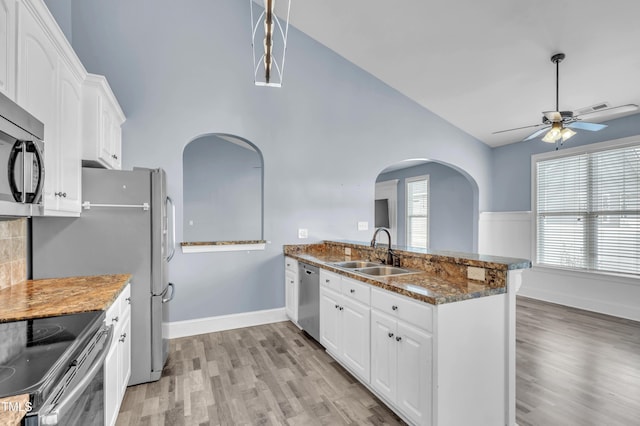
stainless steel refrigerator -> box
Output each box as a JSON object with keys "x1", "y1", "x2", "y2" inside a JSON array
[{"x1": 31, "y1": 167, "x2": 176, "y2": 386}]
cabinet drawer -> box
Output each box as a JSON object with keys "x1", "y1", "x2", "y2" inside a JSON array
[
  {"x1": 320, "y1": 269, "x2": 341, "y2": 293},
  {"x1": 341, "y1": 277, "x2": 371, "y2": 306},
  {"x1": 284, "y1": 257, "x2": 298, "y2": 273},
  {"x1": 106, "y1": 283, "x2": 130, "y2": 328},
  {"x1": 371, "y1": 288, "x2": 432, "y2": 332}
]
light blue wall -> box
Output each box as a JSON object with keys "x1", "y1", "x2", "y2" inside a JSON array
[
  {"x1": 65, "y1": 0, "x2": 492, "y2": 322},
  {"x1": 491, "y1": 113, "x2": 640, "y2": 212},
  {"x1": 183, "y1": 135, "x2": 262, "y2": 242},
  {"x1": 44, "y1": 0, "x2": 72, "y2": 41},
  {"x1": 377, "y1": 163, "x2": 475, "y2": 252}
]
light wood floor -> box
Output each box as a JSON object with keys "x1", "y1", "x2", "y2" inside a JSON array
[{"x1": 116, "y1": 297, "x2": 640, "y2": 425}]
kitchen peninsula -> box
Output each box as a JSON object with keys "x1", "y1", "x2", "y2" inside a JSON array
[{"x1": 284, "y1": 240, "x2": 530, "y2": 426}]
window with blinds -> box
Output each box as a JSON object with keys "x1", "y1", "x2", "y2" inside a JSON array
[
  {"x1": 535, "y1": 142, "x2": 640, "y2": 276},
  {"x1": 406, "y1": 175, "x2": 429, "y2": 249}
]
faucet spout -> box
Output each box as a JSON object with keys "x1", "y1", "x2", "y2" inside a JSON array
[{"x1": 370, "y1": 227, "x2": 395, "y2": 265}]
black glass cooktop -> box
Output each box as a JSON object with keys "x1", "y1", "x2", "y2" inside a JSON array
[{"x1": 0, "y1": 311, "x2": 102, "y2": 398}]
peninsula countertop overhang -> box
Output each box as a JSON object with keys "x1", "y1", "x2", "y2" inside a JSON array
[{"x1": 284, "y1": 241, "x2": 531, "y2": 305}]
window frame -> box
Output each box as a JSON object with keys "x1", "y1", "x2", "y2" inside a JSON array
[
  {"x1": 531, "y1": 135, "x2": 640, "y2": 277},
  {"x1": 405, "y1": 174, "x2": 430, "y2": 249}
]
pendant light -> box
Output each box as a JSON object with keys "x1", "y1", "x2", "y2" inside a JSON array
[{"x1": 250, "y1": 0, "x2": 291, "y2": 87}]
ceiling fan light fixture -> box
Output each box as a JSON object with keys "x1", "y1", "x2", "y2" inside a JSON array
[
  {"x1": 560, "y1": 127, "x2": 576, "y2": 142},
  {"x1": 542, "y1": 122, "x2": 562, "y2": 143}
]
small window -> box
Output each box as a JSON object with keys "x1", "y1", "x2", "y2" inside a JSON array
[
  {"x1": 406, "y1": 175, "x2": 429, "y2": 249},
  {"x1": 534, "y1": 140, "x2": 640, "y2": 276}
]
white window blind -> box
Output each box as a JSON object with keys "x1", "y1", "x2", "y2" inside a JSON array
[
  {"x1": 406, "y1": 175, "x2": 429, "y2": 249},
  {"x1": 536, "y1": 143, "x2": 640, "y2": 275}
]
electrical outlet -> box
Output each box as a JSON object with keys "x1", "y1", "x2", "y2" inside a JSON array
[
  {"x1": 467, "y1": 266, "x2": 486, "y2": 281},
  {"x1": 298, "y1": 228, "x2": 308, "y2": 239},
  {"x1": 358, "y1": 221, "x2": 369, "y2": 231}
]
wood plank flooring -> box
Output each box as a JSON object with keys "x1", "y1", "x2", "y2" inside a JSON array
[
  {"x1": 116, "y1": 321, "x2": 403, "y2": 425},
  {"x1": 515, "y1": 297, "x2": 640, "y2": 426},
  {"x1": 116, "y1": 297, "x2": 640, "y2": 425}
]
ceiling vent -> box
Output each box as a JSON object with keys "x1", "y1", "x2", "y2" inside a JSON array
[{"x1": 575, "y1": 102, "x2": 611, "y2": 115}]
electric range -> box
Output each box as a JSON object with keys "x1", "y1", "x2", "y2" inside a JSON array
[{"x1": 0, "y1": 311, "x2": 105, "y2": 415}]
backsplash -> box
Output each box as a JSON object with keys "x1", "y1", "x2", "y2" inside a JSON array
[{"x1": 0, "y1": 218, "x2": 27, "y2": 290}]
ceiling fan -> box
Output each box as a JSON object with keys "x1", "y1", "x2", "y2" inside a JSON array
[{"x1": 493, "y1": 53, "x2": 639, "y2": 145}]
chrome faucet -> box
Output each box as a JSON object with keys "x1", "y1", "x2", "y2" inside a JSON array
[{"x1": 370, "y1": 227, "x2": 397, "y2": 265}]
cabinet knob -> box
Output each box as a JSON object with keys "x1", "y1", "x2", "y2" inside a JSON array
[
  {"x1": 326, "y1": 279, "x2": 330, "y2": 283},
  {"x1": 388, "y1": 332, "x2": 394, "y2": 338},
  {"x1": 125, "y1": 297, "x2": 131, "y2": 304},
  {"x1": 350, "y1": 289, "x2": 355, "y2": 293},
  {"x1": 290, "y1": 280, "x2": 294, "y2": 284},
  {"x1": 335, "y1": 304, "x2": 339, "y2": 309},
  {"x1": 396, "y1": 336, "x2": 402, "y2": 342},
  {"x1": 112, "y1": 316, "x2": 119, "y2": 323},
  {"x1": 392, "y1": 305, "x2": 398, "y2": 311},
  {"x1": 119, "y1": 332, "x2": 127, "y2": 342},
  {"x1": 112, "y1": 154, "x2": 118, "y2": 160},
  {"x1": 339, "y1": 306, "x2": 344, "y2": 311}
]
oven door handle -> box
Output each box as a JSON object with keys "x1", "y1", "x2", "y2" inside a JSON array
[{"x1": 40, "y1": 325, "x2": 114, "y2": 426}]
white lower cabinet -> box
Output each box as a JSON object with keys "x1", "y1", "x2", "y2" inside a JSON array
[
  {"x1": 319, "y1": 271, "x2": 371, "y2": 383},
  {"x1": 284, "y1": 257, "x2": 299, "y2": 324},
  {"x1": 105, "y1": 283, "x2": 131, "y2": 426}
]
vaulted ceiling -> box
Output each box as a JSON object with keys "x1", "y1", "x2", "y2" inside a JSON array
[{"x1": 278, "y1": 0, "x2": 640, "y2": 147}]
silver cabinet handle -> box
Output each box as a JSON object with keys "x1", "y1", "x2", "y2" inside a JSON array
[
  {"x1": 112, "y1": 316, "x2": 119, "y2": 323},
  {"x1": 125, "y1": 297, "x2": 131, "y2": 304},
  {"x1": 392, "y1": 305, "x2": 398, "y2": 311},
  {"x1": 396, "y1": 336, "x2": 402, "y2": 342},
  {"x1": 325, "y1": 279, "x2": 330, "y2": 283},
  {"x1": 388, "y1": 332, "x2": 394, "y2": 338},
  {"x1": 55, "y1": 192, "x2": 67, "y2": 197},
  {"x1": 119, "y1": 333, "x2": 127, "y2": 342},
  {"x1": 350, "y1": 289, "x2": 355, "y2": 293},
  {"x1": 290, "y1": 280, "x2": 294, "y2": 284},
  {"x1": 339, "y1": 306, "x2": 344, "y2": 311},
  {"x1": 335, "y1": 304, "x2": 339, "y2": 309}
]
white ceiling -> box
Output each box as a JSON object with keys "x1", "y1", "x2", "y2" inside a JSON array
[{"x1": 277, "y1": 0, "x2": 640, "y2": 147}]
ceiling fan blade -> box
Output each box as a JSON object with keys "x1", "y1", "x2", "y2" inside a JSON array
[
  {"x1": 523, "y1": 126, "x2": 551, "y2": 141},
  {"x1": 574, "y1": 104, "x2": 639, "y2": 120},
  {"x1": 566, "y1": 122, "x2": 607, "y2": 131},
  {"x1": 492, "y1": 123, "x2": 545, "y2": 135},
  {"x1": 543, "y1": 111, "x2": 562, "y2": 122}
]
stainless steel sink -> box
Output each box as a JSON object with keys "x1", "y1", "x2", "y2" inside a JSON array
[
  {"x1": 331, "y1": 260, "x2": 381, "y2": 269},
  {"x1": 356, "y1": 266, "x2": 419, "y2": 277}
]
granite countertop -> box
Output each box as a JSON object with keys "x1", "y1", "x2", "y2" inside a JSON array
[
  {"x1": 286, "y1": 251, "x2": 508, "y2": 305},
  {"x1": 0, "y1": 394, "x2": 29, "y2": 426},
  {"x1": 0, "y1": 274, "x2": 131, "y2": 322}
]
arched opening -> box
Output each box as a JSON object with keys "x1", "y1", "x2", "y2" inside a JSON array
[
  {"x1": 182, "y1": 133, "x2": 264, "y2": 242},
  {"x1": 375, "y1": 159, "x2": 479, "y2": 252}
]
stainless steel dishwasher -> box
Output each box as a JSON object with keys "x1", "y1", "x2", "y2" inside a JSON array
[{"x1": 298, "y1": 262, "x2": 320, "y2": 342}]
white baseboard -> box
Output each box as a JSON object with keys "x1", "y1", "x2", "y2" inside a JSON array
[{"x1": 164, "y1": 307, "x2": 288, "y2": 339}]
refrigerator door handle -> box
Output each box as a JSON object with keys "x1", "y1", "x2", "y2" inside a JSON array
[
  {"x1": 166, "y1": 196, "x2": 176, "y2": 262},
  {"x1": 162, "y1": 283, "x2": 175, "y2": 303}
]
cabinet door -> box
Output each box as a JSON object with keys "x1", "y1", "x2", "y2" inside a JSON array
[
  {"x1": 104, "y1": 339, "x2": 119, "y2": 426},
  {"x1": 396, "y1": 321, "x2": 432, "y2": 426},
  {"x1": 319, "y1": 287, "x2": 341, "y2": 355},
  {"x1": 371, "y1": 309, "x2": 397, "y2": 402},
  {"x1": 55, "y1": 58, "x2": 82, "y2": 213},
  {"x1": 119, "y1": 311, "x2": 131, "y2": 396},
  {"x1": 0, "y1": 0, "x2": 16, "y2": 99},
  {"x1": 17, "y1": 2, "x2": 57, "y2": 208},
  {"x1": 340, "y1": 297, "x2": 371, "y2": 383},
  {"x1": 285, "y1": 269, "x2": 297, "y2": 322}
]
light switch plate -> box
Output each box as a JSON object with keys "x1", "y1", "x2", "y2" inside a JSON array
[
  {"x1": 344, "y1": 247, "x2": 351, "y2": 255},
  {"x1": 358, "y1": 221, "x2": 369, "y2": 231},
  {"x1": 298, "y1": 228, "x2": 308, "y2": 239},
  {"x1": 467, "y1": 266, "x2": 486, "y2": 281}
]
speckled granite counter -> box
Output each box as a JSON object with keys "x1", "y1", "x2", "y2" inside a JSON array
[
  {"x1": 284, "y1": 241, "x2": 530, "y2": 305},
  {"x1": 0, "y1": 274, "x2": 131, "y2": 322},
  {"x1": 0, "y1": 394, "x2": 29, "y2": 426}
]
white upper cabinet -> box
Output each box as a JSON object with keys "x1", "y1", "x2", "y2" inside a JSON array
[
  {"x1": 8, "y1": 0, "x2": 125, "y2": 216},
  {"x1": 82, "y1": 74, "x2": 125, "y2": 170},
  {"x1": 0, "y1": 0, "x2": 17, "y2": 100}
]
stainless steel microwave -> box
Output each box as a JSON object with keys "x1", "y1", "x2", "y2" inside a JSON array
[{"x1": 0, "y1": 91, "x2": 45, "y2": 217}]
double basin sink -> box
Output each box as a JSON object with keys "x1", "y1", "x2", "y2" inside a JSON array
[{"x1": 330, "y1": 260, "x2": 420, "y2": 277}]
